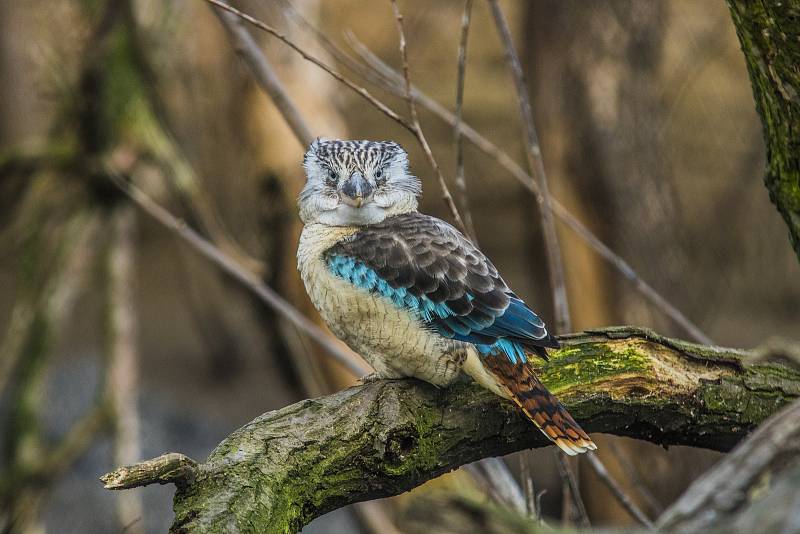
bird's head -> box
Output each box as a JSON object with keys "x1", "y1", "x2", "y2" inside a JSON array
[{"x1": 299, "y1": 138, "x2": 421, "y2": 226}]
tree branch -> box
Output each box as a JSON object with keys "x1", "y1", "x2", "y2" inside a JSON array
[
  {"x1": 389, "y1": 0, "x2": 468, "y2": 234},
  {"x1": 453, "y1": 0, "x2": 477, "y2": 242},
  {"x1": 399, "y1": 395, "x2": 800, "y2": 534},
  {"x1": 211, "y1": 3, "x2": 314, "y2": 147},
  {"x1": 487, "y1": 0, "x2": 571, "y2": 335},
  {"x1": 101, "y1": 453, "x2": 197, "y2": 491},
  {"x1": 204, "y1": 0, "x2": 412, "y2": 130},
  {"x1": 101, "y1": 327, "x2": 800, "y2": 533}
]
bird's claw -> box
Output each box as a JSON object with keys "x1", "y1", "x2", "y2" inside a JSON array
[{"x1": 358, "y1": 372, "x2": 382, "y2": 384}]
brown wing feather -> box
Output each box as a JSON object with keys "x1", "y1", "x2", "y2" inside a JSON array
[{"x1": 482, "y1": 353, "x2": 596, "y2": 455}]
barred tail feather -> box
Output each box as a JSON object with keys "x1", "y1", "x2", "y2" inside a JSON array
[{"x1": 482, "y1": 353, "x2": 596, "y2": 456}]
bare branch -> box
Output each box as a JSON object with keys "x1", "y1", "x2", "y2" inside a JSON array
[
  {"x1": 388, "y1": 0, "x2": 467, "y2": 234},
  {"x1": 211, "y1": 3, "x2": 314, "y2": 146},
  {"x1": 584, "y1": 453, "x2": 653, "y2": 528},
  {"x1": 554, "y1": 449, "x2": 590, "y2": 527},
  {"x1": 485, "y1": 0, "x2": 582, "y2": 521},
  {"x1": 453, "y1": 0, "x2": 478, "y2": 242},
  {"x1": 102, "y1": 453, "x2": 198, "y2": 491},
  {"x1": 487, "y1": 0, "x2": 570, "y2": 334},
  {"x1": 204, "y1": 0, "x2": 412, "y2": 130}
]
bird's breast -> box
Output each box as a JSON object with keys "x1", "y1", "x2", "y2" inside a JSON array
[{"x1": 297, "y1": 223, "x2": 466, "y2": 385}]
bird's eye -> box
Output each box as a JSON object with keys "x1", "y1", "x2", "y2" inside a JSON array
[
  {"x1": 326, "y1": 169, "x2": 337, "y2": 184},
  {"x1": 375, "y1": 168, "x2": 386, "y2": 184}
]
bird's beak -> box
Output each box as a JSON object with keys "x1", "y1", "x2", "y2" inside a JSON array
[{"x1": 340, "y1": 171, "x2": 374, "y2": 207}]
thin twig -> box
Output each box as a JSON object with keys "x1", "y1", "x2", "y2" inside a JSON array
[
  {"x1": 487, "y1": 0, "x2": 580, "y2": 523},
  {"x1": 211, "y1": 3, "x2": 314, "y2": 146},
  {"x1": 204, "y1": 0, "x2": 411, "y2": 130},
  {"x1": 554, "y1": 450, "x2": 590, "y2": 528},
  {"x1": 107, "y1": 166, "x2": 369, "y2": 377},
  {"x1": 453, "y1": 0, "x2": 478, "y2": 242},
  {"x1": 487, "y1": 0, "x2": 570, "y2": 334},
  {"x1": 607, "y1": 439, "x2": 664, "y2": 516},
  {"x1": 585, "y1": 453, "x2": 653, "y2": 528},
  {"x1": 345, "y1": 36, "x2": 712, "y2": 345},
  {"x1": 388, "y1": 0, "x2": 467, "y2": 234}
]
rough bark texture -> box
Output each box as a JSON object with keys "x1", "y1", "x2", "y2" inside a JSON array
[
  {"x1": 100, "y1": 327, "x2": 800, "y2": 533},
  {"x1": 400, "y1": 395, "x2": 800, "y2": 534},
  {"x1": 727, "y1": 0, "x2": 800, "y2": 261}
]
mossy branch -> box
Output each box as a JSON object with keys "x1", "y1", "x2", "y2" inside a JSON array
[
  {"x1": 727, "y1": 0, "x2": 800, "y2": 261},
  {"x1": 98, "y1": 327, "x2": 800, "y2": 533}
]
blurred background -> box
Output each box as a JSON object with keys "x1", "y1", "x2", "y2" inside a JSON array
[{"x1": 1, "y1": 0, "x2": 798, "y2": 532}]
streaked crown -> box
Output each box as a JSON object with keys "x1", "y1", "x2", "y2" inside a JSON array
[
  {"x1": 299, "y1": 138, "x2": 421, "y2": 226},
  {"x1": 307, "y1": 139, "x2": 401, "y2": 173}
]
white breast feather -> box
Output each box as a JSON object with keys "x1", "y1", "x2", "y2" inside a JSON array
[{"x1": 297, "y1": 223, "x2": 469, "y2": 385}]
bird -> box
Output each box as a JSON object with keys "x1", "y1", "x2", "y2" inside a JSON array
[{"x1": 297, "y1": 138, "x2": 596, "y2": 455}]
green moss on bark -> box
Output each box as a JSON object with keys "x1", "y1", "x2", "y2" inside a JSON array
[
  {"x1": 155, "y1": 329, "x2": 800, "y2": 533},
  {"x1": 727, "y1": 0, "x2": 800, "y2": 261},
  {"x1": 542, "y1": 341, "x2": 651, "y2": 394}
]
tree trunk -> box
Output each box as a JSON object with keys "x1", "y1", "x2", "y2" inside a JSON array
[{"x1": 727, "y1": 0, "x2": 800, "y2": 262}]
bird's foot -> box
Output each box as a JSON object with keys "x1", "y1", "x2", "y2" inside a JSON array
[
  {"x1": 358, "y1": 372, "x2": 382, "y2": 384},
  {"x1": 358, "y1": 372, "x2": 408, "y2": 384}
]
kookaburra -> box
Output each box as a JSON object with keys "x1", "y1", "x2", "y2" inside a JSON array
[{"x1": 297, "y1": 139, "x2": 596, "y2": 455}]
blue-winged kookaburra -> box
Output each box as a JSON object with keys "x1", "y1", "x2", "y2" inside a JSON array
[{"x1": 297, "y1": 139, "x2": 596, "y2": 455}]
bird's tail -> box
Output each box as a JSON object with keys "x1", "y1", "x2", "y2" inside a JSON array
[{"x1": 482, "y1": 352, "x2": 596, "y2": 456}]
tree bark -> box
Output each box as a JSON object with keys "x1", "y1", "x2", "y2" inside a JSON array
[
  {"x1": 399, "y1": 393, "x2": 800, "y2": 534},
  {"x1": 100, "y1": 327, "x2": 800, "y2": 533},
  {"x1": 727, "y1": 0, "x2": 800, "y2": 262}
]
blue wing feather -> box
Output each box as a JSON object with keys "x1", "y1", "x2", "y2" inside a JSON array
[
  {"x1": 324, "y1": 213, "x2": 557, "y2": 365},
  {"x1": 327, "y1": 254, "x2": 553, "y2": 364}
]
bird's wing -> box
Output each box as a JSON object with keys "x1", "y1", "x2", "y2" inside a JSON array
[{"x1": 325, "y1": 212, "x2": 558, "y2": 363}]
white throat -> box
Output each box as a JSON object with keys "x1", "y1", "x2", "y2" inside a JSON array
[{"x1": 302, "y1": 196, "x2": 418, "y2": 226}]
